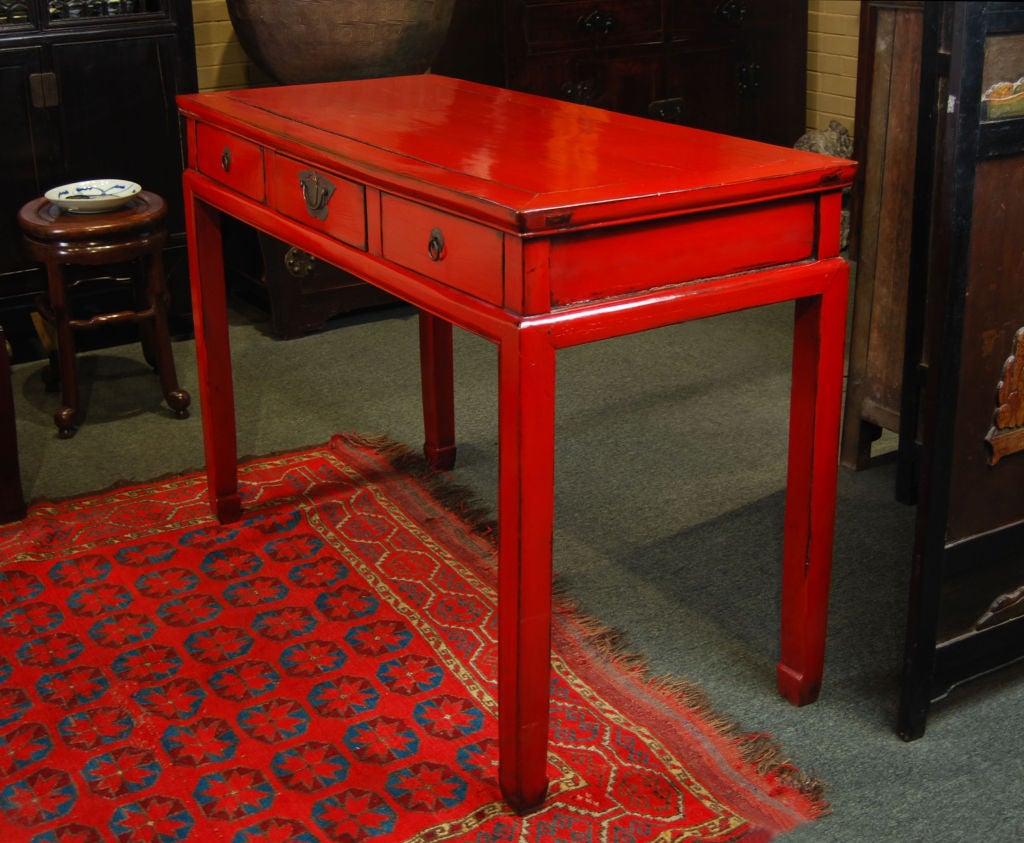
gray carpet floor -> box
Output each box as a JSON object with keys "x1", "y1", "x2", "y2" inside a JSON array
[{"x1": 8, "y1": 293, "x2": 1024, "y2": 841}]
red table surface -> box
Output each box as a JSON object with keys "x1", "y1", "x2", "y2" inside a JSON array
[{"x1": 179, "y1": 74, "x2": 855, "y2": 233}]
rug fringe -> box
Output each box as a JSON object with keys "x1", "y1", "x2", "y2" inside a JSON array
[
  {"x1": 335, "y1": 433, "x2": 497, "y2": 538},
  {"x1": 338, "y1": 432, "x2": 830, "y2": 819},
  {"x1": 551, "y1": 586, "x2": 832, "y2": 818}
]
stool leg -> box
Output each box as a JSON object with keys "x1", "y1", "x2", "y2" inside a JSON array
[
  {"x1": 135, "y1": 265, "x2": 159, "y2": 371},
  {"x1": 145, "y1": 250, "x2": 190, "y2": 419},
  {"x1": 30, "y1": 307, "x2": 60, "y2": 392},
  {"x1": 46, "y1": 258, "x2": 80, "y2": 438}
]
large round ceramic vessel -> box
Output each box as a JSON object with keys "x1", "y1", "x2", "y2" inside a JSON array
[{"x1": 226, "y1": 0, "x2": 456, "y2": 85}]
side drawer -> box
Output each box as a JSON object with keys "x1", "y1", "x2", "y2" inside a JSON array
[
  {"x1": 196, "y1": 123, "x2": 265, "y2": 201},
  {"x1": 270, "y1": 154, "x2": 367, "y2": 250},
  {"x1": 548, "y1": 197, "x2": 817, "y2": 307},
  {"x1": 380, "y1": 195, "x2": 504, "y2": 306}
]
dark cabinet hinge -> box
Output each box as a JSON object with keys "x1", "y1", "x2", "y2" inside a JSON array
[
  {"x1": 29, "y1": 73, "x2": 60, "y2": 108},
  {"x1": 738, "y1": 63, "x2": 762, "y2": 95},
  {"x1": 649, "y1": 97, "x2": 685, "y2": 124}
]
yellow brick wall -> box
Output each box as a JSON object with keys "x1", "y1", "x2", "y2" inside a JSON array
[
  {"x1": 191, "y1": 1, "x2": 862, "y2": 134},
  {"x1": 191, "y1": 0, "x2": 267, "y2": 92},
  {"x1": 807, "y1": 0, "x2": 861, "y2": 136}
]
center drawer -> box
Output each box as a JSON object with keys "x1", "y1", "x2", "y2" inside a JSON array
[
  {"x1": 380, "y1": 195, "x2": 504, "y2": 306},
  {"x1": 270, "y1": 154, "x2": 367, "y2": 250}
]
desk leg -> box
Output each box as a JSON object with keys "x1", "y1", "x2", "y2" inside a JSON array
[
  {"x1": 777, "y1": 270, "x2": 848, "y2": 705},
  {"x1": 497, "y1": 328, "x2": 555, "y2": 813},
  {"x1": 185, "y1": 191, "x2": 241, "y2": 523},
  {"x1": 418, "y1": 311, "x2": 456, "y2": 470}
]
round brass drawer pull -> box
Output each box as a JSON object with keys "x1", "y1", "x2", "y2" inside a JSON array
[{"x1": 427, "y1": 227, "x2": 446, "y2": 261}]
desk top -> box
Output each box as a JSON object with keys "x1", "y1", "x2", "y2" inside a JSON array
[{"x1": 178, "y1": 75, "x2": 855, "y2": 234}]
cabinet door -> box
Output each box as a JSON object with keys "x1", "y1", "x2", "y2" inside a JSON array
[
  {"x1": 667, "y1": 0, "x2": 807, "y2": 145},
  {"x1": 504, "y1": 0, "x2": 668, "y2": 116},
  {"x1": 734, "y1": 0, "x2": 807, "y2": 146},
  {"x1": 52, "y1": 34, "x2": 186, "y2": 233},
  {"x1": 898, "y1": 1, "x2": 1024, "y2": 741},
  {"x1": 663, "y1": 43, "x2": 742, "y2": 135},
  {"x1": 0, "y1": 46, "x2": 59, "y2": 276},
  {"x1": 512, "y1": 50, "x2": 664, "y2": 114}
]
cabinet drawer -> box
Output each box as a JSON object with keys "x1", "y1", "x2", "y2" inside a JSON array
[
  {"x1": 196, "y1": 123, "x2": 265, "y2": 201},
  {"x1": 522, "y1": 1, "x2": 663, "y2": 52},
  {"x1": 380, "y1": 195, "x2": 503, "y2": 306},
  {"x1": 270, "y1": 154, "x2": 367, "y2": 250}
]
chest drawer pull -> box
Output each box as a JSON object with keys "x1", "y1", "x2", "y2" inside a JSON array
[
  {"x1": 221, "y1": 147, "x2": 231, "y2": 172},
  {"x1": 427, "y1": 227, "x2": 446, "y2": 262},
  {"x1": 298, "y1": 170, "x2": 335, "y2": 221},
  {"x1": 716, "y1": 0, "x2": 749, "y2": 24},
  {"x1": 578, "y1": 8, "x2": 617, "y2": 35}
]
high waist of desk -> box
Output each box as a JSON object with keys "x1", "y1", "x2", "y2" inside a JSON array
[{"x1": 182, "y1": 168, "x2": 846, "y2": 345}]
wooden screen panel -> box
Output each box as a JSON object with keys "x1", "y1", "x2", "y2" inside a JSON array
[{"x1": 945, "y1": 164, "x2": 1024, "y2": 540}]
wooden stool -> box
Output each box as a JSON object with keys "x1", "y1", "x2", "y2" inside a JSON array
[{"x1": 17, "y1": 191, "x2": 190, "y2": 438}]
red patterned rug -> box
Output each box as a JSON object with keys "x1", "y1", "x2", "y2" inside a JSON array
[{"x1": 0, "y1": 434, "x2": 825, "y2": 842}]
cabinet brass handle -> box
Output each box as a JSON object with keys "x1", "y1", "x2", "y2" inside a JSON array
[
  {"x1": 29, "y1": 72, "x2": 60, "y2": 108},
  {"x1": 284, "y1": 247, "x2": 316, "y2": 278},
  {"x1": 427, "y1": 227, "x2": 446, "y2": 262},
  {"x1": 221, "y1": 147, "x2": 231, "y2": 172}
]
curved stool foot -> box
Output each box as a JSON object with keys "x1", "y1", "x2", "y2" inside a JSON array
[
  {"x1": 55, "y1": 406, "x2": 77, "y2": 439},
  {"x1": 166, "y1": 388, "x2": 191, "y2": 419}
]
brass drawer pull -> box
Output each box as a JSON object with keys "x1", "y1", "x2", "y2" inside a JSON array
[
  {"x1": 298, "y1": 170, "x2": 335, "y2": 221},
  {"x1": 427, "y1": 227, "x2": 446, "y2": 261}
]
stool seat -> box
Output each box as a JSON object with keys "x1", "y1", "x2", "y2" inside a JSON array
[
  {"x1": 17, "y1": 191, "x2": 190, "y2": 438},
  {"x1": 18, "y1": 191, "x2": 167, "y2": 246}
]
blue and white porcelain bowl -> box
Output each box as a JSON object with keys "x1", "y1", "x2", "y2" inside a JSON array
[{"x1": 44, "y1": 179, "x2": 142, "y2": 213}]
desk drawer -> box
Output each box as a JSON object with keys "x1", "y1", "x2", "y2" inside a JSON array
[
  {"x1": 196, "y1": 123, "x2": 265, "y2": 201},
  {"x1": 270, "y1": 155, "x2": 367, "y2": 250},
  {"x1": 549, "y1": 197, "x2": 817, "y2": 307},
  {"x1": 380, "y1": 195, "x2": 504, "y2": 306}
]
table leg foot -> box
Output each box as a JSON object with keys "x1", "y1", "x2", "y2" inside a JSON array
[
  {"x1": 776, "y1": 661, "x2": 821, "y2": 706},
  {"x1": 214, "y1": 493, "x2": 243, "y2": 525},
  {"x1": 419, "y1": 311, "x2": 456, "y2": 471},
  {"x1": 423, "y1": 442, "x2": 457, "y2": 471},
  {"x1": 501, "y1": 778, "x2": 549, "y2": 816}
]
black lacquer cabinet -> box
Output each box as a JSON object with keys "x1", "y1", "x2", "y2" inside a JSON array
[
  {"x1": 897, "y1": 0, "x2": 1024, "y2": 740},
  {"x1": 500, "y1": 0, "x2": 808, "y2": 148},
  {"x1": 0, "y1": 0, "x2": 197, "y2": 360}
]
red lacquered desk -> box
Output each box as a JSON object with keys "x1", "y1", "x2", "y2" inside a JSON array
[{"x1": 177, "y1": 75, "x2": 855, "y2": 813}]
